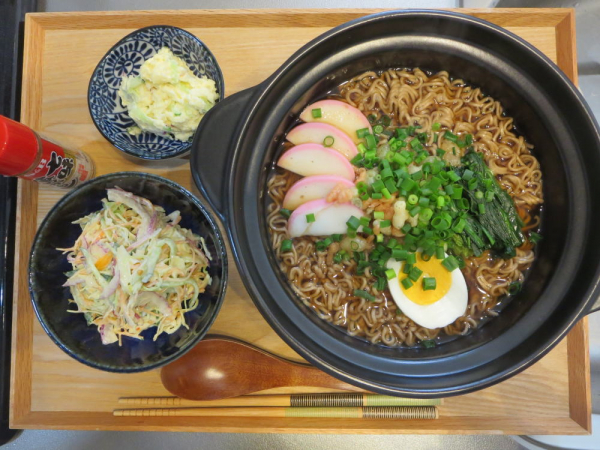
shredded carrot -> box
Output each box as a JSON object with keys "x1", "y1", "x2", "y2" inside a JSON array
[{"x1": 94, "y1": 251, "x2": 113, "y2": 270}]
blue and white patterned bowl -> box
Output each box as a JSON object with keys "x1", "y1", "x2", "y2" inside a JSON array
[{"x1": 88, "y1": 25, "x2": 224, "y2": 160}]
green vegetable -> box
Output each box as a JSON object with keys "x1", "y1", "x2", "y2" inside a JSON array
[
  {"x1": 459, "y1": 151, "x2": 525, "y2": 256},
  {"x1": 423, "y1": 277, "x2": 437, "y2": 291},
  {"x1": 323, "y1": 136, "x2": 334, "y2": 147},
  {"x1": 422, "y1": 339, "x2": 436, "y2": 348},
  {"x1": 312, "y1": 108, "x2": 322, "y2": 118},
  {"x1": 280, "y1": 239, "x2": 293, "y2": 253},
  {"x1": 354, "y1": 289, "x2": 376, "y2": 302}
]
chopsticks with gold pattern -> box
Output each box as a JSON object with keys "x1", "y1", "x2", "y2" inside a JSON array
[{"x1": 114, "y1": 394, "x2": 441, "y2": 419}]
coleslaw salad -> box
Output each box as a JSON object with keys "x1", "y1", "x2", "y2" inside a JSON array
[{"x1": 59, "y1": 188, "x2": 212, "y2": 345}]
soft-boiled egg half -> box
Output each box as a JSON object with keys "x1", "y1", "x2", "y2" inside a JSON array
[{"x1": 386, "y1": 252, "x2": 468, "y2": 329}]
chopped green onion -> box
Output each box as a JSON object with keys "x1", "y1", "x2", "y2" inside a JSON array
[
  {"x1": 406, "y1": 253, "x2": 417, "y2": 265},
  {"x1": 462, "y1": 169, "x2": 474, "y2": 181},
  {"x1": 311, "y1": 108, "x2": 322, "y2": 118},
  {"x1": 279, "y1": 208, "x2": 291, "y2": 219},
  {"x1": 401, "y1": 277, "x2": 413, "y2": 289},
  {"x1": 357, "y1": 143, "x2": 367, "y2": 154},
  {"x1": 418, "y1": 197, "x2": 430, "y2": 207},
  {"x1": 381, "y1": 188, "x2": 392, "y2": 199},
  {"x1": 323, "y1": 135, "x2": 335, "y2": 147},
  {"x1": 363, "y1": 226, "x2": 373, "y2": 235},
  {"x1": 350, "y1": 154, "x2": 363, "y2": 166},
  {"x1": 475, "y1": 190, "x2": 484, "y2": 199},
  {"x1": 485, "y1": 191, "x2": 495, "y2": 202},
  {"x1": 364, "y1": 149, "x2": 376, "y2": 160},
  {"x1": 392, "y1": 248, "x2": 408, "y2": 260},
  {"x1": 385, "y1": 269, "x2": 397, "y2": 280},
  {"x1": 529, "y1": 231, "x2": 543, "y2": 244},
  {"x1": 371, "y1": 180, "x2": 385, "y2": 193},
  {"x1": 403, "y1": 263, "x2": 413, "y2": 274},
  {"x1": 423, "y1": 277, "x2": 436, "y2": 291},
  {"x1": 384, "y1": 179, "x2": 398, "y2": 194},
  {"x1": 411, "y1": 170, "x2": 423, "y2": 181},
  {"x1": 376, "y1": 233, "x2": 384, "y2": 243},
  {"x1": 346, "y1": 216, "x2": 360, "y2": 230},
  {"x1": 365, "y1": 134, "x2": 376, "y2": 148},
  {"x1": 436, "y1": 148, "x2": 446, "y2": 157},
  {"x1": 419, "y1": 207, "x2": 433, "y2": 222},
  {"x1": 436, "y1": 196, "x2": 445, "y2": 208},
  {"x1": 401, "y1": 223, "x2": 412, "y2": 234},
  {"x1": 478, "y1": 203, "x2": 486, "y2": 214},
  {"x1": 359, "y1": 216, "x2": 370, "y2": 228},
  {"x1": 280, "y1": 239, "x2": 293, "y2": 253},
  {"x1": 371, "y1": 192, "x2": 383, "y2": 199},
  {"x1": 356, "y1": 128, "x2": 369, "y2": 138},
  {"x1": 409, "y1": 206, "x2": 421, "y2": 217},
  {"x1": 373, "y1": 211, "x2": 385, "y2": 220},
  {"x1": 443, "y1": 130, "x2": 458, "y2": 142},
  {"x1": 380, "y1": 219, "x2": 391, "y2": 228},
  {"x1": 374, "y1": 125, "x2": 384, "y2": 134},
  {"x1": 408, "y1": 266, "x2": 423, "y2": 282},
  {"x1": 508, "y1": 281, "x2": 522, "y2": 295},
  {"x1": 451, "y1": 186, "x2": 463, "y2": 199},
  {"x1": 432, "y1": 122, "x2": 441, "y2": 132},
  {"x1": 408, "y1": 194, "x2": 419, "y2": 205},
  {"x1": 380, "y1": 167, "x2": 393, "y2": 179},
  {"x1": 448, "y1": 171, "x2": 460, "y2": 182},
  {"x1": 452, "y1": 218, "x2": 466, "y2": 233},
  {"x1": 381, "y1": 115, "x2": 392, "y2": 127},
  {"x1": 332, "y1": 234, "x2": 342, "y2": 242},
  {"x1": 375, "y1": 277, "x2": 386, "y2": 291},
  {"x1": 387, "y1": 238, "x2": 398, "y2": 248},
  {"x1": 306, "y1": 213, "x2": 315, "y2": 223},
  {"x1": 442, "y1": 255, "x2": 459, "y2": 272},
  {"x1": 422, "y1": 339, "x2": 436, "y2": 348},
  {"x1": 435, "y1": 247, "x2": 445, "y2": 260},
  {"x1": 354, "y1": 289, "x2": 376, "y2": 302}
]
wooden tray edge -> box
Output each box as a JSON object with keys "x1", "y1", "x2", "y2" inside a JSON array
[
  {"x1": 10, "y1": 8, "x2": 589, "y2": 434},
  {"x1": 9, "y1": 411, "x2": 590, "y2": 435}
]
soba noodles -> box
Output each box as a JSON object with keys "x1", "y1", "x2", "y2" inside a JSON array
[{"x1": 267, "y1": 68, "x2": 543, "y2": 347}]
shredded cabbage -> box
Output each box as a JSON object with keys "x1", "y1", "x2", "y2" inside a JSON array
[{"x1": 59, "y1": 188, "x2": 212, "y2": 345}]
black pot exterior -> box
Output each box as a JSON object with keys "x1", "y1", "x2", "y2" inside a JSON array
[
  {"x1": 30, "y1": 172, "x2": 228, "y2": 372},
  {"x1": 191, "y1": 10, "x2": 600, "y2": 396}
]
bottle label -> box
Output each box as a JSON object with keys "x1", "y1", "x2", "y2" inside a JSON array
[{"x1": 22, "y1": 137, "x2": 93, "y2": 188}]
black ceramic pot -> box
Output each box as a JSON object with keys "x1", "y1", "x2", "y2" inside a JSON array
[{"x1": 191, "y1": 10, "x2": 600, "y2": 396}]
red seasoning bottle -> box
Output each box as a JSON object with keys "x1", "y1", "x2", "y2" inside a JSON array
[{"x1": 0, "y1": 116, "x2": 95, "y2": 188}]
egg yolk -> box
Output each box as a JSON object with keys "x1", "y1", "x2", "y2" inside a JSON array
[{"x1": 400, "y1": 253, "x2": 452, "y2": 305}]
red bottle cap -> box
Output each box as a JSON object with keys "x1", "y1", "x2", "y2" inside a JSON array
[{"x1": 0, "y1": 116, "x2": 39, "y2": 176}]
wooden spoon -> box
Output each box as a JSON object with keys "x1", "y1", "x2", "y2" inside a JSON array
[{"x1": 161, "y1": 335, "x2": 362, "y2": 400}]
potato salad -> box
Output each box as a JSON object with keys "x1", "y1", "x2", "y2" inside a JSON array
[{"x1": 118, "y1": 47, "x2": 219, "y2": 141}]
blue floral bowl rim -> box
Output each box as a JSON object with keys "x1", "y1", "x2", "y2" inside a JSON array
[
  {"x1": 87, "y1": 25, "x2": 225, "y2": 161},
  {"x1": 28, "y1": 171, "x2": 229, "y2": 373}
]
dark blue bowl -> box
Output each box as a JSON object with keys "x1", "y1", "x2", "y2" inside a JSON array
[
  {"x1": 29, "y1": 172, "x2": 228, "y2": 372},
  {"x1": 88, "y1": 25, "x2": 224, "y2": 160}
]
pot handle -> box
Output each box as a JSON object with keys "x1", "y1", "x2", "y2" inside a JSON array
[
  {"x1": 588, "y1": 296, "x2": 600, "y2": 315},
  {"x1": 191, "y1": 86, "x2": 259, "y2": 222}
]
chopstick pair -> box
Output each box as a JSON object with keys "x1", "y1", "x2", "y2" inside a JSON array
[{"x1": 114, "y1": 394, "x2": 441, "y2": 419}]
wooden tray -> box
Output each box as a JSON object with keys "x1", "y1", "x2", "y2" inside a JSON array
[{"x1": 10, "y1": 8, "x2": 591, "y2": 434}]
